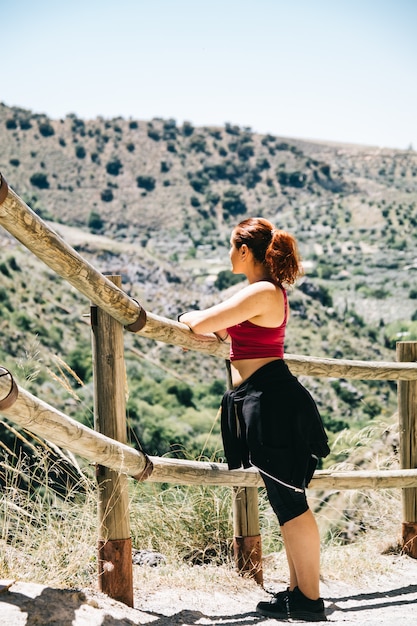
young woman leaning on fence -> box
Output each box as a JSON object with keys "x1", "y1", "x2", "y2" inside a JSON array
[{"x1": 179, "y1": 217, "x2": 330, "y2": 622}]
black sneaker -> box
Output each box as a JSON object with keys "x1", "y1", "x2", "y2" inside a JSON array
[{"x1": 256, "y1": 586, "x2": 327, "y2": 622}]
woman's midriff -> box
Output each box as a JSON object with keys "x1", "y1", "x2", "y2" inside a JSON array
[{"x1": 230, "y1": 357, "x2": 283, "y2": 387}]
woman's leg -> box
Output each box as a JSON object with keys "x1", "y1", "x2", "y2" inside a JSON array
[{"x1": 281, "y1": 509, "x2": 321, "y2": 600}]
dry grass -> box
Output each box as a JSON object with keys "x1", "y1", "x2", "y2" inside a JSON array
[{"x1": 0, "y1": 417, "x2": 409, "y2": 594}]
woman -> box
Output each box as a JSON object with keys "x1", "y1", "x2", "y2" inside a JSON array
[{"x1": 179, "y1": 217, "x2": 329, "y2": 622}]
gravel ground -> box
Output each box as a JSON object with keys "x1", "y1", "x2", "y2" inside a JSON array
[{"x1": 1, "y1": 554, "x2": 416, "y2": 625}]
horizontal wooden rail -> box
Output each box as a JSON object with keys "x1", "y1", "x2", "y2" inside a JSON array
[
  {"x1": 284, "y1": 353, "x2": 417, "y2": 381},
  {"x1": 1, "y1": 368, "x2": 417, "y2": 491},
  {"x1": 146, "y1": 456, "x2": 417, "y2": 490}
]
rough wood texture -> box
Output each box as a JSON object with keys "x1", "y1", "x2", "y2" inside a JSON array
[
  {"x1": 233, "y1": 535, "x2": 263, "y2": 585},
  {"x1": 284, "y1": 353, "x2": 417, "y2": 381},
  {"x1": 146, "y1": 459, "x2": 417, "y2": 489},
  {"x1": 233, "y1": 486, "x2": 261, "y2": 536},
  {"x1": 92, "y1": 276, "x2": 131, "y2": 541},
  {"x1": 97, "y1": 538, "x2": 133, "y2": 607},
  {"x1": 92, "y1": 275, "x2": 133, "y2": 605},
  {"x1": 402, "y1": 522, "x2": 417, "y2": 558},
  {"x1": 232, "y1": 486, "x2": 262, "y2": 584},
  {"x1": 397, "y1": 342, "x2": 417, "y2": 551}
]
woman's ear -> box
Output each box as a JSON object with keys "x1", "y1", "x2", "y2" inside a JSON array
[{"x1": 240, "y1": 243, "x2": 249, "y2": 259}]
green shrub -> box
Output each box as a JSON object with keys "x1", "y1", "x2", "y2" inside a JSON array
[
  {"x1": 222, "y1": 189, "x2": 247, "y2": 216},
  {"x1": 277, "y1": 170, "x2": 307, "y2": 188},
  {"x1": 75, "y1": 145, "x2": 86, "y2": 159},
  {"x1": 188, "y1": 174, "x2": 209, "y2": 194},
  {"x1": 19, "y1": 118, "x2": 32, "y2": 130},
  {"x1": 214, "y1": 270, "x2": 245, "y2": 290},
  {"x1": 15, "y1": 311, "x2": 32, "y2": 331},
  {"x1": 237, "y1": 142, "x2": 254, "y2": 161},
  {"x1": 8, "y1": 256, "x2": 20, "y2": 272},
  {"x1": 189, "y1": 135, "x2": 207, "y2": 153},
  {"x1": 88, "y1": 210, "x2": 104, "y2": 231},
  {"x1": 106, "y1": 158, "x2": 123, "y2": 175},
  {"x1": 0, "y1": 286, "x2": 10, "y2": 303},
  {"x1": 38, "y1": 121, "x2": 55, "y2": 137},
  {"x1": 164, "y1": 379, "x2": 195, "y2": 407},
  {"x1": 30, "y1": 173, "x2": 49, "y2": 189},
  {"x1": 137, "y1": 175, "x2": 156, "y2": 191},
  {"x1": 243, "y1": 168, "x2": 262, "y2": 189},
  {"x1": 66, "y1": 345, "x2": 93, "y2": 383},
  {"x1": 101, "y1": 188, "x2": 113, "y2": 202},
  {"x1": 225, "y1": 122, "x2": 240, "y2": 135},
  {"x1": 147, "y1": 128, "x2": 161, "y2": 141},
  {"x1": 162, "y1": 118, "x2": 177, "y2": 140},
  {"x1": 182, "y1": 121, "x2": 194, "y2": 136},
  {"x1": 331, "y1": 380, "x2": 362, "y2": 406}
]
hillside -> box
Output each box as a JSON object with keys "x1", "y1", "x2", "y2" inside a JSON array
[
  {"x1": 0, "y1": 102, "x2": 417, "y2": 462},
  {"x1": 1, "y1": 101, "x2": 416, "y2": 322},
  {"x1": 1, "y1": 105, "x2": 417, "y2": 620}
]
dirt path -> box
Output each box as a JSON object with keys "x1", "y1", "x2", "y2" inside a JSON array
[{"x1": 1, "y1": 555, "x2": 416, "y2": 625}]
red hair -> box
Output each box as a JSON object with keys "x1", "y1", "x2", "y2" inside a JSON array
[{"x1": 232, "y1": 217, "x2": 303, "y2": 285}]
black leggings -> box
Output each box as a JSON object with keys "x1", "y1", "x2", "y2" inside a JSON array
[{"x1": 261, "y1": 472, "x2": 309, "y2": 526}]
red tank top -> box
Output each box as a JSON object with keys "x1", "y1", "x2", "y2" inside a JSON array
[{"x1": 227, "y1": 288, "x2": 287, "y2": 361}]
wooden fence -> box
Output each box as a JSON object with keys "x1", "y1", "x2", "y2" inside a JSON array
[{"x1": 1, "y1": 172, "x2": 417, "y2": 605}]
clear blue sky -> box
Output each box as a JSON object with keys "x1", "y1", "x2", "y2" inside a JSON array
[{"x1": 2, "y1": 0, "x2": 416, "y2": 149}]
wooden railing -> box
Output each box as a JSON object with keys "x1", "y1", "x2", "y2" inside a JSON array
[{"x1": 1, "y1": 172, "x2": 417, "y2": 604}]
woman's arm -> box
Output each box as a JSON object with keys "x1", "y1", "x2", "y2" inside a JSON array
[{"x1": 178, "y1": 281, "x2": 279, "y2": 334}]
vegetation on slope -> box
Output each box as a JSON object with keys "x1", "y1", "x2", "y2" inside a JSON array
[{"x1": 0, "y1": 104, "x2": 416, "y2": 577}]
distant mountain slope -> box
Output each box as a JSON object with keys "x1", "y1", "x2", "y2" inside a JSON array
[
  {"x1": 1, "y1": 103, "x2": 416, "y2": 240},
  {"x1": 1, "y1": 103, "x2": 416, "y2": 325},
  {"x1": 0, "y1": 103, "x2": 416, "y2": 437}
]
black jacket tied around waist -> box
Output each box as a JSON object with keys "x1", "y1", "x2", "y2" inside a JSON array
[{"x1": 220, "y1": 360, "x2": 330, "y2": 490}]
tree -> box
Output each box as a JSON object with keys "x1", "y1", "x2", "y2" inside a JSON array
[
  {"x1": 214, "y1": 270, "x2": 244, "y2": 290},
  {"x1": 38, "y1": 122, "x2": 55, "y2": 137},
  {"x1": 5, "y1": 118, "x2": 17, "y2": 130},
  {"x1": 88, "y1": 210, "x2": 104, "y2": 232},
  {"x1": 101, "y1": 188, "x2": 113, "y2": 202},
  {"x1": 30, "y1": 173, "x2": 49, "y2": 189},
  {"x1": 222, "y1": 188, "x2": 247, "y2": 216},
  {"x1": 106, "y1": 158, "x2": 123, "y2": 175},
  {"x1": 182, "y1": 121, "x2": 194, "y2": 136},
  {"x1": 137, "y1": 175, "x2": 156, "y2": 191},
  {"x1": 75, "y1": 145, "x2": 86, "y2": 159}
]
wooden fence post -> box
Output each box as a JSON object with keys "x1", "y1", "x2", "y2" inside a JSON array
[
  {"x1": 232, "y1": 486, "x2": 263, "y2": 584},
  {"x1": 225, "y1": 361, "x2": 263, "y2": 584},
  {"x1": 397, "y1": 341, "x2": 417, "y2": 558},
  {"x1": 91, "y1": 275, "x2": 134, "y2": 606}
]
